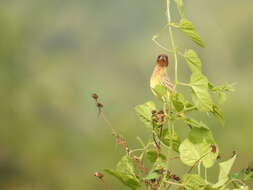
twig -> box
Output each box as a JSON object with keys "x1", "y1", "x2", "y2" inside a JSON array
[
  {"x1": 166, "y1": 181, "x2": 184, "y2": 187},
  {"x1": 152, "y1": 38, "x2": 173, "y2": 53},
  {"x1": 187, "y1": 152, "x2": 210, "y2": 173}
]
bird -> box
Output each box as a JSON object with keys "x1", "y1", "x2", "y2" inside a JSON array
[{"x1": 150, "y1": 54, "x2": 173, "y2": 100}]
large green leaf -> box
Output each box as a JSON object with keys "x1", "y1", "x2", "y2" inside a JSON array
[
  {"x1": 184, "y1": 49, "x2": 202, "y2": 73},
  {"x1": 182, "y1": 174, "x2": 206, "y2": 190},
  {"x1": 135, "y1": 101, "x2": 156, "y2": 128},
  {"x1": 104, "y1": 155, "x2": 141, "y2": 190},
  {"x1": 179, "y1": 127, "x2": 218, "y2": 168},
  {"x1": 213, "y1": 155, "x2": 237, "y2": 188},
  {"x1": 190, "y1": 72, "x2": 213, "y2": 112},
  {"x1": 179, "y1": 18, "x2": 205, "y2": 47}
]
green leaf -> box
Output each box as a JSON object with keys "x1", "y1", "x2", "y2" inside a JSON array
[
  {"x1": 104, "y1": 155, "x2": 141, "y2": 190},
  {"x1": 184, "y1": 50, "x2": 213, "y2": 112},
  {"x1": 184, "y1": 49, "x2": 202, "y2": 73},
  {"x1": 174, "y1": 0, "x2": 185, "y2": 18},
  {"x1": 182, "y1": 174, "x2": 206, "y2": 190},
  {"x1": 172, "y1": 93, "x2": 184, "y2": 112},
  {"x1": 104, "y1": 169, "x2": 141, "y2": 190},
  {"x1": 146, "y1": 150, "x2": 166, "y2": 163},
  {"x1": 213, "y1": 155, "x2": 237, "y2": 188},
  {"x1": 231, "y1": 171, "x2": 242, "y2": 180},
  {"x1": 179, "y1": 127, "x2": 218, "y2": 168},
  {"x1": 191, "y1": 72, "x2": 213, "y2": 112},
  {"x1": 171, "y1": 92, "x2": 192, "y2": 112},
  {"x1": 243, "y1": 171, "x2": 253, "y2": 181},
  {"x1": 183, "y1": 117, "x2": 208, "y2": 129},
  {"x1": 179, "y1": 18, "x2": 205, "y2": 47},
  {"x1": 161, "y1": 129, "x2": 181, "y2": 152},
  {"x1": 153, "y1": 84, "x2": 168, "y2": 99},
  {"x1": 116, "y1": 155, "x2": 136, "y2": 175},
  {"x1": 217, "y1": 92, "x2": 227, "y2": 105},
  {"x1": 179, "y1": 138, "x2": 200, "y2": 167},
  {"x1": 135, "y1": 101, "x2": 156, "y2": 128}
]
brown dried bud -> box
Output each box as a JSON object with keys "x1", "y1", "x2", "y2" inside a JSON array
[
  {"x1": 91, "y1": 93, "x2": 99, "y2": 100},
  {"x1": 174, "y1": 176, "x2": 181, "y2": 181},
  {"x1": 210, "y1": 144, "x2": 217, "y2": 153},
  {"x1": 116, "y1": 136, "x2": 126, "y2": 145},
  {"x1": 94, "y1": 172, "x2": 104, "y2": 179},
  {"x1": 170, "y1": 174, "x2": 181, "y2": 181},
  {"x1": 151, "y1": 110, "x2": 157, "y2": 115},
  {"x1": 158, "y1": 110, "x2": 164, "y2": 114},
  {"x1": 132, "y1": 155, "x2": 139, "y2": 161},
  {"x1": 151, "y1": 116, "x2": 158, "y2": 122},
  {"x1": 96, "y1": 102, "x2": 103, "y2": 108},
  {"x1": 217, "y1": 154, "x2": 221, "y2": 160},
  {"x1": 160, "y1": 114, "x2": 165, "y2": 118}
]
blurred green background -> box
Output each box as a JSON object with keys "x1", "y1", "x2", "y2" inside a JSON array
[{"x1": 1, "y1": 0, "x2": 253, "y2": 189}]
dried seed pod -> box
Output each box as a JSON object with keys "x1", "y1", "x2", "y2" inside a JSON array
[
  {"x1": 170, "y1": 174, "x2": 181, "y2": 181},
  {"x1": 96, "y1": 102, "x2": 103, "y2": 108},
  {"x1": 91, "y1": 93, "x2": 99, "y2": 100},
  {"x1": 151, "y1": 110, "x2": 157, "y2": 114},
  {"x1": 158, "y1": 110, "x2": 164, "y2": 114},
  {"x1": 132, "y1": 155, "x2": 139, "y2": 161},
  {"x1": 94, "y1": 172, "x2": 104, "y2": 179},
  {"x1": 210, "y1": 144, "x2": 217, "y2": 153}
]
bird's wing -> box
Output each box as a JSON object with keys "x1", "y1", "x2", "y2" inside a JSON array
[{"x1": 161, "y1": 74, "x2": 173, "y2": 91}]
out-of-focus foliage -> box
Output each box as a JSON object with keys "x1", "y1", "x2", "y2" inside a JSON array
[{"x1": 0, "y1": 0, "x2": 253, "y2": 189}]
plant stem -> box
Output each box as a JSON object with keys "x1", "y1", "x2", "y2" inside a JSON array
[
  {"x1": 166, "y1": 181, "x2": 184, "y2": 187},
  {"x1": 152, "y1": 38, "x2": 173, "y2": 53},
  {"x1": 204, "y1": 168, "x2": 208, "y2": 182},
  {"x1": 169, "y1": 121, "x2": 174, "y2": 149},
  {"x1": 166, "y1": 0, "x2": 179, "y2": 87},
  {"x1": 198, "y1": 162, "x2": 201, "y2": 176}
]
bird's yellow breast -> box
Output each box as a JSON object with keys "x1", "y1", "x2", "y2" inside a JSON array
[{"x1": 150, "y1": 66, "x2": 165, "y2": 89}]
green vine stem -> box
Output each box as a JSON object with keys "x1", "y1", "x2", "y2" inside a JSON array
[{"x1": 166, "y1": 0, "x2": 179, "y2": 88}]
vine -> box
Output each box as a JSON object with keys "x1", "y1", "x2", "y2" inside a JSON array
[{"x1": 92, "y1": 0, "x2": 253, "y2": 189}]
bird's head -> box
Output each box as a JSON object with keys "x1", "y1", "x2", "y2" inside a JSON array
[{"x1": 156, "y1": 54, "x2": 169, "y2": 67}]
